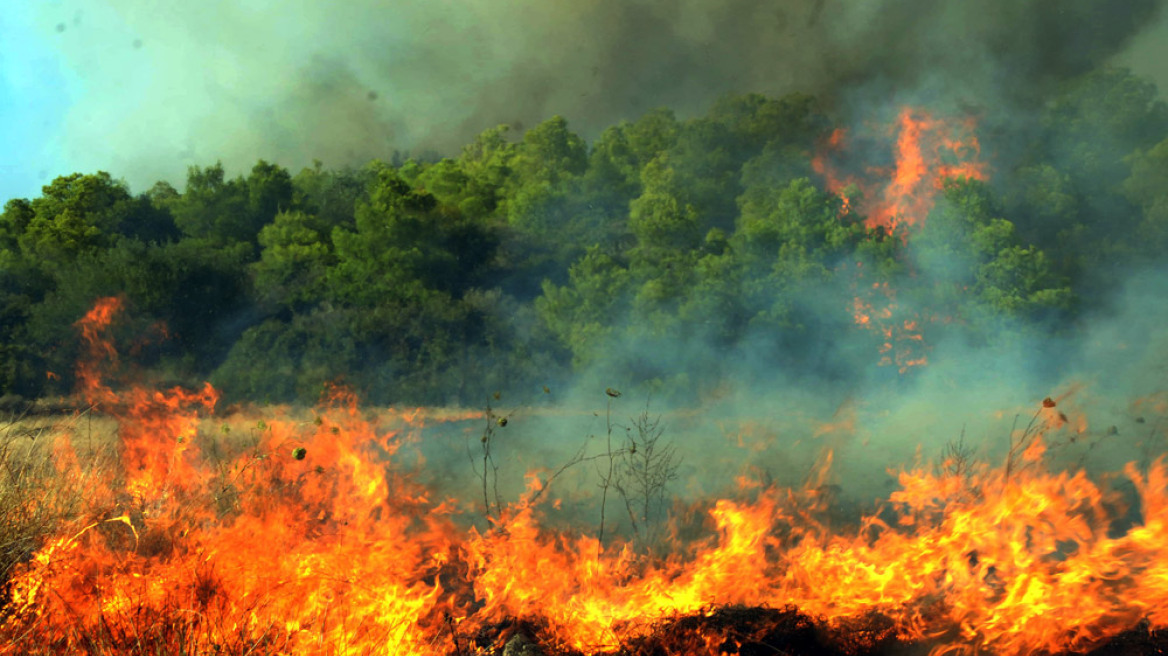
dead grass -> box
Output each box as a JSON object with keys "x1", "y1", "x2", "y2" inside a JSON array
[{"x1": 0, "y1": 411, "x2": 119, "y2": 587}]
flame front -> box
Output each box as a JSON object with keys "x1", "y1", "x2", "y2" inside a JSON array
[{"x1": 4, "y1": 301, "x2": 1168, "y2": 655}]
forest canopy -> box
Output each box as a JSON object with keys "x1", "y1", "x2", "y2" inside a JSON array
[{"x1": 2, "y1": 67, "x2": 1166, "y2": 407}]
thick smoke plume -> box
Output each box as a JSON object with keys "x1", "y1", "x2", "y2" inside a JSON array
[{"x1": 34, "y1": 0, "x2": 1167, "y2": 192}]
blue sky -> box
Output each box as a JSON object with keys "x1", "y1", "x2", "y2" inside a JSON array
[
  {"x1": 0, "y1": 0, "x2": 479, "y2": 204},
  {"x1": 0, "y1": 6, "x2": 74, "y2": 203}
]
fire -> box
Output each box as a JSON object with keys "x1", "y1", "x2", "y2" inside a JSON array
[
  {"x1": 815, "y1": 107, "x2": 988, "y2": 233},
  {"x1": 851, "y1": 274, "x2": 930, "y2": 374},
  {"x1": 75, "y1": 296, "x2": 124, "y2": 403},
  {"x1": 4, "y1": 299, "x2": 1168, "y2": 655},
  {"x1": 823, "y1": 108, "x2": 986, "y2": 373}
]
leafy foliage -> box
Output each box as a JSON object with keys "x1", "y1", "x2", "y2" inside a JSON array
[{"x1": 0, "y1": 73, "x2": 1162, "y2": 404}]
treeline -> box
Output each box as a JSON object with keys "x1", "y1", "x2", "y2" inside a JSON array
[{"x1": 2, "y1": 67, "x2": 1167, "y2": 406}]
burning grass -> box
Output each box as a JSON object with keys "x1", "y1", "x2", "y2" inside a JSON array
[
  {"x1": 3, "y1": 300, "x2": 1168, "y2": 655},
  {"x1": 0, "y1": 404, "x2": 1167, "y2": 655},
  {"x1": 2, "y1": 396, "x2": 1168, "y2": 656},
  {"x1": 0, "y1": 411, "x2": 116, "y2": 590}
]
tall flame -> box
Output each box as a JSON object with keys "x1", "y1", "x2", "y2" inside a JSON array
[{"x1": 819, "y1": 108, "x2": 987, "y2": 373}]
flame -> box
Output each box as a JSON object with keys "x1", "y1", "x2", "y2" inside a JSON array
[
  {"x1": 851, "y1": 273, "x2": 930, "y2": 374},
  {"x1": 820, "y1": 108, "x2": 985, "y2": 374},
  {"x1": 811, "y1": 127, "x2": 851, "y2": 213},
  {"x1": 5, "y1": 299, "x2": 1168, "y2": 655},
  {"x1": 75, "y1": 296, "x2": 124, "y2": 404},
  {"x1": 815, "y1": 107, "x2": 988, "y2": 233}
]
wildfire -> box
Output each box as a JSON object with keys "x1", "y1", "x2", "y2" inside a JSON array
[
  {"x1": 3, "y1": 300, "x2": 1168, "y2": 656},
  {"x1": 821, "y1": 108, "x2": 987, "y2": 374},
  {"x1": 850, "y1": 272, "x2": 930, "y2": 374},
  {"x1": 814, "y1": 107, "x2": 988, "y2": 233}
]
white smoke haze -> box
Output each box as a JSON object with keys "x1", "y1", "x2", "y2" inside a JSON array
[{"x1": 405, "y1": 255, "x2": 1168, "y2": 528}]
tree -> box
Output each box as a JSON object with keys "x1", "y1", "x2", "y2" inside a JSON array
[
  {"x1": 169, "y1": 163, "x2": 250, "y2": 244},
  {"x1": 170, "y1": 160, "x2": 292, "y2": 249},
  {"x1": 328, "y1": 164, "x2": 494, "y2": 305},
  {"x1": 707, "y1": 92, "x2": 827, "y2": 160},
  {"x1": 587, "y1": 108, "x2": 680, "y2": 201},
  {"x1": 459, "y1": 124, "x2": 517, "y2": 195},
  {"x1": 735, "y1": 177, "x2": 862, "y2": 262},
  {"x1": 0, "y1": 199, "x2": 34, "y2": 251},
  {"x1": 18, "y1": 172, "x2": 131, "y2": 264},
  {"x1": 291, "y1": 161, "x2": 369, "y2": 232},
  {"x1": 511, "y1": 115, "x2": 587, "y2": 187},
  {"x1": 538, "y1": 254, "x2": 629, "y2": 371},
  {"x1": 916, "y1": 179, "x2": 1073, "y2": 326},
  {"x1": 252, "y1": 210, "x2": 335, "y2": 310},
  {"x1": 628, "y1": 157, "x2": 702, "y2": 258},
  {"x1": 1041, "y1": 67, "x2": 1168, "y2": 192},
  {"x1": 1122, "y1": 137, "x2": 1168, "y2": 254}
]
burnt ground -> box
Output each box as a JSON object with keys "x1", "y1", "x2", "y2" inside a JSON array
[{"x1": 463, "y1": 606, "x2": 1168, "y2": 656}]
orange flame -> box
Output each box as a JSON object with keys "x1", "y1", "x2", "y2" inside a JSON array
[
  {"x1": 4, "y1": 301, "x2": 1168, "y2": 656},
  {"x1": 816, "y1": 108, "x2": 988, "y2": 233},
  {"x1": 822, "y1": 109, "x2": 985, "y2": 373},
  {"x1": 75, "y1": 296, "x2": 124, "y2": 404},
  {"x1": 850, "y1": 273, "x2": 930, "y2": 373}
]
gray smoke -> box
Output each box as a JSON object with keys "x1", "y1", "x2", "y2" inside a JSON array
[{"x1": 33, "y1": 0, "x2": 1167, "y2": 191}]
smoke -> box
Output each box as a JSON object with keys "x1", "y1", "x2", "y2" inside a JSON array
[
  {"x1": 32, "y1": 0, "x2": 1166, "y2": 193},
  {"x1": 23, "y1": 0, "x2": 1168, "y2": 523}
]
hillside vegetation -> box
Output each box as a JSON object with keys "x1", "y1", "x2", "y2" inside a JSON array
[{"x1": 2, "y1": 68, "x2": 1166, "y2": 405}]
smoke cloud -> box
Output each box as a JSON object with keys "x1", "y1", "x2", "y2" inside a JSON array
[{"x1": 31, "y1": 0, "x2": 1167, "y2": 192}]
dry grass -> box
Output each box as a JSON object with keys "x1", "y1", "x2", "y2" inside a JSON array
[{"x1": 0, "y1": 411, "x2": 119, "y2": 588}]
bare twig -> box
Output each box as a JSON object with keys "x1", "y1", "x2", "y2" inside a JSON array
[
  {"x1": 1004, "y1": 408, "x2": 1043, "y2": 489},
  {"x1": 614, "y1": 403, "x2": 679, "y2": 551},
  {"x1": 596, "y1": 394, "x2": 617, "y2": 547}
]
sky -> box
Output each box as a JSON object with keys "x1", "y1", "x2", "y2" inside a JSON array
[{"x1": 2, "y1": 0, "x2": 1168, "y2": 204}]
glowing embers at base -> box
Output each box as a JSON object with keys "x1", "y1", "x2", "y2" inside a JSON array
[{"x1": 4, "y1": 299, "x2": 1168, "y2": 656}]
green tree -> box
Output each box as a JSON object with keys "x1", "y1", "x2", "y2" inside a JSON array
[
  {"x1": 537, "y1": 246, "x2": 632, "y2": 369},
  {"x1": 169, "y1": 163, "x2": 249, "y2": 244},
  {"x1": 0, "y1": 199, "x2": 34, "y2": 251},
  {"x1": 18, "y1": 173, "x2": 130, "y2": 264},
  {"x1": 628, "y1": 157, "x2": 702, "y2": 258},
  {"x1": 170, "y1": 160, "x2": 292, "y2": 249},
  {"x1": 459, "y1": 125, "x2": 518, "y2": 197},
  {"x1": 586, "y1": 107, "x2": 680, "y2": 201},
  {"x1": 1122, "y1": 137, "x2": 1168, "y2": 254},
  {"x1": 291, "y1": 161, "x2": 369, "y2": 232},
  {"x1": 916, "y1": 179, "x2": 1073, "y2": 325},
  {"x1": 327, "y1": 164, "x2": 495, "y2": 305},
  {"x1": 252, "y1": 210, "x2": 335, "y2": 309},
  {"x1": 1041, "y1": 67, "x2": 1168, "y2": 193}
]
